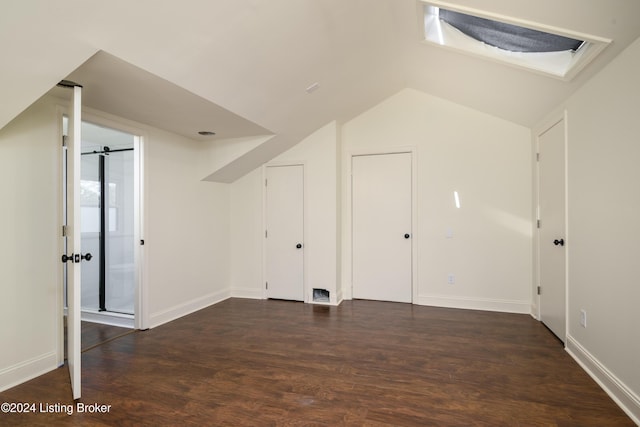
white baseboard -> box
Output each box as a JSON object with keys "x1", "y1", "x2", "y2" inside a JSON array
[
  {"x1": 529, "y1": 304, "x2": 539, "y2": 320},
  {"x1": 566, "y1": 335, "x2": 640, "y2": 425},
  {"x1": 416, "y1": 295, "x2": 530, "y2": 314},
  {"x1": 149, "y1": 289, "x2": 231, "y2": 328},
  {"x1": 0, "y1": 351, "x2": 58, "y2": 393},
  {"x1": 230, "y1": 287, "x2": 264, "y2": 300},
  {"x1": 342, "y1": 283, "x2": 353, "y2": 301},
  {"x1": 81, "y1": 310, "x2": 134, "y2": 328},
  {"x1": 308, "y1": 298, "x2": 342, "y2": 306}
]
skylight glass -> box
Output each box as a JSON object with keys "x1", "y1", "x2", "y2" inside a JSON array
[
  {"x1": 421, "y1": 1, "x2": 611, "y2": 80},
  {"x1": 438, "y1": 9, "x2": 584, "y2": 53}
]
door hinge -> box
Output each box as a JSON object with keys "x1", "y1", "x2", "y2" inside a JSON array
[
  {"x1": 62, "y1": 225, "x2": 67, "y2": 237},
  {"x1": 62, "y1": 135, "x2": 68, "y2": 147},
  {"x1": 265, "y1": 179, "x2": 267, "y2": 187},
  {"x1": 265, "y1": 282, "x2": 268, "y2": 290},
  {"x1": 265, "y1": 230, "x2": 268, "y2": 238},
  {"x1": 536, "y1": 152, "x2": 540, "y2": 161},
  {"x1": 537, "y1": 219, "x2": 541, "y2": 229},
  {"x1": 537, "y1": 286, "x2": 541, "y2": 295}
]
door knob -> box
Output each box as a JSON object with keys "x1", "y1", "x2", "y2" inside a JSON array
[
  {"x1": 61, "y1": 253, "x2": 75, "y2": 263},
  {"x1": 82, "y1": 253, "x2": 93, "y2": 261},
  {"x1": 296, "y1": 243, "x2": 302, "y2": 249},
  {"x1": 553, "y1": 239, "x2": 565, "y2": 246},
  {"x1": 404, "y1": 233, "x2": 411, "y2": 239}
]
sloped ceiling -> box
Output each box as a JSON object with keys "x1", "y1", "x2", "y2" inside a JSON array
[
  {"x1": 58, "y1": 51, "x2": 272, "y2": 142},
  {"x1": 2, "y1": 0, "x2": 640, "y2": 182}
]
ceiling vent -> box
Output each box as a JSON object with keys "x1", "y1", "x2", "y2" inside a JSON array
[{"x1": 421, "y1": 1, "x2": 611, "y2": 80}]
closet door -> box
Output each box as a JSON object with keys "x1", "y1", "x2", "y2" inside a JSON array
[
  {"x1": 352, "y1": 153, "x2": 412, "y2": 303},
  {"x1": 538, "y1": 119, "x2": 567, "y2": 342},
  {"x1": 265, "y1": 165, "x2": 304, "y2": 301}
]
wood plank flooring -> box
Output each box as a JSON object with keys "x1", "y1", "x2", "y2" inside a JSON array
[
  {"x1": 81, "y1": 322, "x2": 135, "y2": 353},
  {"x1": 0, "y1": 299, "x2": 633, "y2": 426}
]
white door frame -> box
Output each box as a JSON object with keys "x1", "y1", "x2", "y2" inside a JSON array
[
  {"x1": 57, "y1": 104, "x2": 68, "y2": 368},
  {"x1": 82, "y1": 108, "x2": 148, "y2": 330},
  {"x1": 57, "y1": 106, "x2": 148, "y2": 367},
  {"x1": 534, "y1": 110, "x2": 569, "y2": 341},
  {"x1": 344, "y1": 147, "x2": 418, "y2": 303},
  {"x1": 262, "y1": 161, "x2": 308, "y2": 302}
]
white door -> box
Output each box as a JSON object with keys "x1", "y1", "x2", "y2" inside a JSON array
[
  {"x1": 265, "y1": 165, "x2": 304, "y2": 301},
  {"x1": 538, "y1": 119, "x2": 567, "y2": 342},
  {"x1": 66, "y1": 85, "x2": 83, "y2": 399},
  {"x1": 352, "y1": 153, "x2": 412, "y2": 303}
]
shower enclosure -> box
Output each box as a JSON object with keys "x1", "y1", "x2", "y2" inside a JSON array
[{"x1": 80, "y1": 122, "x2": 136, "y2": 320}]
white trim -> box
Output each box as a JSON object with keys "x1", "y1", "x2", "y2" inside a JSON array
[
  {"x1": 417, "y1": 295, "x2": 530, "y2": 314},
  {"x1": 149, "y1": 290, "x2": 231, "y2": 329},
  {"x1": 80, "y1": 109, "x2": 149, "y2": 331},
  {"x1": 81, "y1": 107, "x2": 147, "y2": 138},
  {"x1": 134, "y1": 133, "x2": 148, "y2": 330},
  {"x1": 230, "y1": 287, "x2": 264, "y2": 300},
  {"x1": 0, "y1": 352, "x2": 58, "y2": 393},
  {"x1": 308, "y1": 300, "x2": 341, "y2": 307},
  {"x1": 566, "y1": 336, "x2": 640, "y2": 424},
  {"x1": 81, "y1": 310, "x2": 134, "y2": 328},
  {"x1": 562, "y1": 111, "x2": 570, "y2": 341},
  {"x1": 56, "y1": 104, "x2": 66, "y2": 368}
]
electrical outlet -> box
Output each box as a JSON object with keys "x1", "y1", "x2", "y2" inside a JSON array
[
  {"x1": 580, "y1": 309, "x2": 587, "y2": 328},
  {"x1": 447, "y1": 274, "x2": 455, "y2": 285}
]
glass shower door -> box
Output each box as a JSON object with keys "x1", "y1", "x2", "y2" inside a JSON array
[
  {"x1": 104, "y1": 149, "x2": 135, "y2": 314},
  {"x1": 80, "y1": 154, "x2": 102, "y2": 312},
  {"x1": 80, "y1": 121, "x2": 135, "y2": 316}
]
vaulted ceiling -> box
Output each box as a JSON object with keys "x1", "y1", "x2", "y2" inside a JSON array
[{"x1": 2, "y1": 0, "x2": 639, "y2": 182}]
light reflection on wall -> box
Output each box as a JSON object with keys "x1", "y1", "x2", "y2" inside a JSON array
[{"x1": 484, "y1": 207, "x2": 532, "y2": 238}]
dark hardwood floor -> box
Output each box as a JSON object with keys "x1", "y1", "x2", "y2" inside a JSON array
[
  {"x1": 0, "y1": 299, "x2": 633, "y2": 426},
  {"x1": 81, "y1": 322, "x2": 135, "y2": 353}
]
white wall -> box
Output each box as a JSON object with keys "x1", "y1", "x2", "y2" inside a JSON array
[
  {"x1": 229, "y1": 168, "x2": 263, "y2": 298},
  {"x1": 547, "y1": 36, "x2": 640, "y2": 421},
  {"x1": 342, "y1": 88, "x2": 532, "y2": 313},
  {"x1": 0, "y1": 95, "x2": 233, "y2": 392},
  {"x1": 230, "y1": 121, "x2": 340, "y2": 303},
  {"x1": 144, "y1": 127, "x2": 231, "y2": 328},
  {"x1": 198, "y1": 135, "x2": 273, "y2": 180},
  {"x1": 0, "y1": 96, "x2": 61, "y2": 391},
  {"x1": 77, "y1": 108, "x2": 232, "y2": 329}
]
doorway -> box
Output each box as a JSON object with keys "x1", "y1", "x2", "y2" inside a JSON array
[
  {"x1": 264, "y1": 164, "x2": 305, "y2": 301},
  {"x1": 80, "y1": 121, "x2": 136, "y2": 326},
  {"x1": 537, "y1": 116, "x2": 567, "y2": 342},
  {"x1": 62, "y1": 117, "x2": 141, "y2": 330},
  {"x1": 351, "y1": 152, "x2": 413, "y2": 303}
]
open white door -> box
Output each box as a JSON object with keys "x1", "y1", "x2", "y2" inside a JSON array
[
  {"x1": 538, "y1": 118, "x2": 567, "y2": 342},
  {"x1": 66, "y1": 84, "x2": 83, "y2": 399}
]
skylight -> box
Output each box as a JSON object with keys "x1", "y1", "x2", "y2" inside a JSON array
[
  {"x1": 421, "y1": 1, "x2": 611, "y2": 80},
  {"x1": 438, "y1": 9, "x2": 584, "y2": 53}
]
